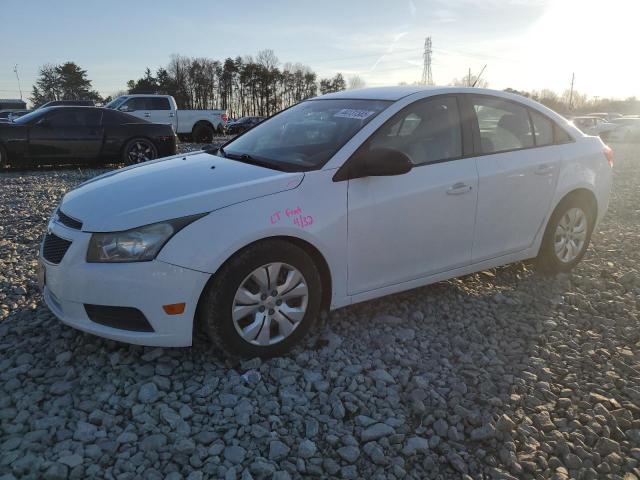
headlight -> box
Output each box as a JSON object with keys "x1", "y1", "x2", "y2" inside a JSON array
[{"x1": 86, "y1": 214, "x2": 205, "y2": 263}]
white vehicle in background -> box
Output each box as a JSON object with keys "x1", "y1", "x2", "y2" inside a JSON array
[
  {"x1": 40, "y1": 86, "x2": 613, "y2": 356},
  {"x1": 572, "y1": 116, "x2": 619, "y2": 140},
  {"x1": 105, "y1": 94, "x2": 227, "y2": 143},
  {"x1": 607, "y1": 117, "x2": 640, "y2": 142}
]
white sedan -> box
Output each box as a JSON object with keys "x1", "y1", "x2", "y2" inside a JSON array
[{"x1": 40, "y1": 86, "x2": 613, "y2": 356}]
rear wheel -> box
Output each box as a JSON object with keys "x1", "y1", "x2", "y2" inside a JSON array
[
  {"x1": 192, "y1": 123, "x2": 214, "y2": 143},
  {"x1": 198, "y1": 240, "x2": 322, "y2": 357},
  {"x1": 123, "y1": 138, "x2": 157, "y2": 165},
  {"x1": 537, "y1": 196, "x2": 594, "y2": 273}
]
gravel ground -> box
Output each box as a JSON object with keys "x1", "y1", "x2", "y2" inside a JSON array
[{"x1": 0, "y1": 143, "x2": 638, "y2": 480}]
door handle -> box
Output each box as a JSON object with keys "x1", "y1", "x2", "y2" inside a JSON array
[
  {"x1": 144, "y1": 113, "x2": 151, "y2": 118},
  {"x1": 447, "y1": 182, "x2": 473, "y2": 195},
  {"x1": 535, "y1": 164, "x2": 554, "y2": 175},
  {"x1": 169, "y1": 112, "x2": 175, "y2": 117}
]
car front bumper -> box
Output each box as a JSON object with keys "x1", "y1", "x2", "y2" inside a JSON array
[{"x1": 40, "y1": 219, "x2": 210, "y2": 347}]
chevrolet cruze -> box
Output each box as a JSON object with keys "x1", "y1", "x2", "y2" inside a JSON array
[{"x1": 39, "y1": 86, "x2": 613, "y2": 357}]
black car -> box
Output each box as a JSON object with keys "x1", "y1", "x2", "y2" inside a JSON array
[
  {"x1": 38, "y1": 99, "x2": 96, "y2": 109},
  {"x1": 0, "y1": 107, "x2": 177, "y2": 168},
  {"x1": 225, "y1": 116, "x2": 265, "y2": 135}
]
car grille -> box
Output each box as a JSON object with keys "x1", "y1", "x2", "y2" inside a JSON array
[
  {"x1": 42, "y1": 233, "x2": 72, "y2": 264},
  {"x1": 57, "y1": 210, "x2": 82, "y2": 230}
]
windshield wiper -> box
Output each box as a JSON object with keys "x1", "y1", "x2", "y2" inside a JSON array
[{"x1": 224, "y1": 152, "x2": 282, "y2": 171}]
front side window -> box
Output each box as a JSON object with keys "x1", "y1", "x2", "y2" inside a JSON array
[
  {"x1": 220, "y1": 98, "x2": 391, "y2": 171},
  {"x1": 120, "y1": 97, "x2": 147, "y2": 112},
  {"x1": 368, "y1": 96, "x2": 462, "y2": 164},
  {"x1": 473, "y1": 96, "x2": 533, "y2": 153},
  {"x1": 530, "y1": 110, "x2": 553, "y2": 146}
]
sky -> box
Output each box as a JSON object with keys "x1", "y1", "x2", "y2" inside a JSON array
[{"x1": 0, "y1": 0, "x2": 638, "y2": 104}]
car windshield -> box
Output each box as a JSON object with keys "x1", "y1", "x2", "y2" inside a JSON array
[
  {"x1": 218, "y1": 98, "x2": 391, "y2": 171},
  {"x1": 12, "y1": 108, "x2": 50, "y2": 125}
]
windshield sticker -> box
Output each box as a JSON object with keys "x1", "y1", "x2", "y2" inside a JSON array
[
  {"x1": 270, "y1": 206, "x2": 314, "y2": 228},
  {"x1": 333, "y1": 109, "x2": 375, "y2": 120}
]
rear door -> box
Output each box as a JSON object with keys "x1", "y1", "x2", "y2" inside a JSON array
[
  {"x1": 29, "y1": 109, "x2": 103, "y2": 160},
  {"x1": 143, "y1": 97, "x2": 175, "y2": 127},
  {"x1": 466, "y1": 95, "x2": 562, "y2": 262}
]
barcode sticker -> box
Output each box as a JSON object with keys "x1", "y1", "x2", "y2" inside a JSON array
[{"x1": 333, "y1": 109, "x2": 375, "y2": 120}]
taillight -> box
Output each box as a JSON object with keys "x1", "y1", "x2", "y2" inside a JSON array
[
  {"x1": 221, "y1": 113, "x2": 228, "y2": 122},
  {"x1": 604, "y1": 145, "x2": 614, "y2": 168}
]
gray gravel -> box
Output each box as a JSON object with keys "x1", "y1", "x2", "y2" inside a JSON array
[{"x1": 0, "y1": 143, "x2": 639, "y2": 479}]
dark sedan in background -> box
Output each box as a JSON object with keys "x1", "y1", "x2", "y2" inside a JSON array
[
  {"x1": 0, "y1": 106, "x2": 177, "y2": 168},
  {"x1": 224, "y1": 116, "x2": 265, "y2": 135}
]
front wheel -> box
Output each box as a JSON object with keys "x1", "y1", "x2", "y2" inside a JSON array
[
  {"x1": 0, "y1": 144, "x2": 8, "y2": 168},
  {"x1": 537, "y1": 196, "x2": 594, "y2": 273},
  {"x1": 123, "y1": 138, "x2": 157, "y2": 165},
  {"x1": 198, "y1": 240, "x2": 322, "y2": 357}
]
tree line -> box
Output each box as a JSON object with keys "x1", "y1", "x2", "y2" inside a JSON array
[
  {"x1": 124, "y1": 51, "x2": 350, "y2": 117},
  {"x1": 28, "y1": 55, "x2": 639, "y2": 117},
  {"x1": 29, "y1": 50, "x2": 352, "y2": 117}
]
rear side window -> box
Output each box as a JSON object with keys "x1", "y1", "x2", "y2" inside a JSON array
[
  {"x1": 147, "y1": 97, "x2": 170, "y2": 110},
  {"x1": 530, "y1": 110, "x2": 553, "y2": 146},
  {"x1": 472, "y1": 96, "x2": 533, "y2": 153},
  {"x1": 47, "y1": 109, "x2": 101, "y2": 127},
  {"x1": 368, "y1": 96, "x2": 462, "y2": 165},
  {"x1": 554, "y1": 124, "x2": 573, "y2": 144},
  {"x1": 102, "y1": 109, "x2": 143, "y2": 125}
]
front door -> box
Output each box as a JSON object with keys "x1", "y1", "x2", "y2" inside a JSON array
[
  {"x1": 29, "y1": 109, "x2": 103, "y2": 161},
  {"x1": 346, "y1": 95, "x2": 479, "y2": 294}
]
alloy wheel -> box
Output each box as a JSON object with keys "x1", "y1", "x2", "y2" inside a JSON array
[
  {"x1": 554, "y1": 207, "x2": 588, "y2": 263},
  {"x1": 232, "y1": 262, "x2": 309, "y2": 346},
  {"x1": 127, "y1": 141, "x2": 154, "y2": 163}
]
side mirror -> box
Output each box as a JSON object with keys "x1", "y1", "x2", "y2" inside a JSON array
[{"x1": 346, "y1": 147, "x2": 413, "y2": 180}]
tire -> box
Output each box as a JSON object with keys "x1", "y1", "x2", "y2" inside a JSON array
[
  {"x1": 192, "y1": 123, "x2": 214, "y2": 143},
  {"x1": 0, "y1": 144, "x2": 8, "y2": 169},
  {"x1": 537, "y1": 195, "x2": 595, "y2": 273},
  {"x1": 123, "y1": 138, "x2": 157, "y2": 165},
  {"x1": 198, "y1": 239, "x2": 322, "y2": 357}
]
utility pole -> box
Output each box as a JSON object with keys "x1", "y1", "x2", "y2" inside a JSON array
[
  {"x1": 421, "y1": 37, "x2": 433, "y2": 86},
  {"x1": 13, "y1": 64, "x2": 23, "y2": 100},
  {"x1": 468, "y1": 68, "x2": 471, "y2": 87},
  {"x1": 568, "y1": 72, "x2": 575, "y2": 110},
  {"x1": 472, "y1": 65, "x2": 487, "y2": 87}
]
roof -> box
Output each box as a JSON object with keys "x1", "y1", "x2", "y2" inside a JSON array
[
  {"x1": 317, "y1": 86, "x2": 441, "y2": 101},
  {"x1": 315, "y1": 85, "x2": 531, "y2": 102},
  {"x1": 0, "y1": 99, "x2": 26, "y2": 104}
]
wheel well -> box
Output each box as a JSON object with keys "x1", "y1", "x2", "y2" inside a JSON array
[
  {"x1": 192, "y1": 120, "x2": 214, "y2": 134},
  {"x1": 194, "y1": 236, "x2": 333, "y2": 333},
  {"x1": 557, "y1": 188, "x2": 598, "y2": 222}
]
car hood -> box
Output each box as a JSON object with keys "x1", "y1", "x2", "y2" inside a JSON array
[{"x1": 60, "y1": 151, "x2": 304, "y2": 232}]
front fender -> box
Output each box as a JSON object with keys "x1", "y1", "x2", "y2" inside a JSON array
[{"x1": 157, "y1": 169, "x2": 349, "y2": 308}]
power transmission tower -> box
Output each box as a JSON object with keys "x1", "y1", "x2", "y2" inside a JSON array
[
  {"x1": 421, "y1": 37, "x2": 434, "y2": 85},
  {"x1": 568, "y1": 72, "x2": 575, "y2": 110},
  {"x1": 13, "y1": 64, "x2": 23, "y2": 100}
]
